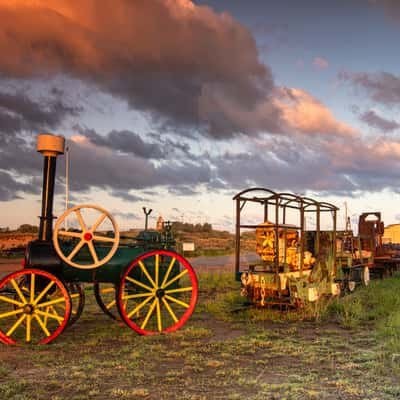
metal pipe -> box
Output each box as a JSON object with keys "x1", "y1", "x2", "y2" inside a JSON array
[
  {"x1": 38, "y1": 155, "x2": 57, "y2": 241},
  {"x1": 36, "y1": 134, "x2": 65, "y2": 242}
]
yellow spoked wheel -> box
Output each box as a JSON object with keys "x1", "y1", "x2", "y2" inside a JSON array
[
  {"x1": 117, "y1": 250, "x2": 198, "y2": 335},
  {"x1": 0, "y1": 269, "x2": 71, "y2": 345},
  {"x1": 16, "y1": 280, "x2": 84, "y2": 327},
  {"x1": 93, "y1": 283, "x2": 120, "y2": 320}
]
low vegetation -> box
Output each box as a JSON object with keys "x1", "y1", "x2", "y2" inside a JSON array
[{"x1": 1, "y1": 272, "x2": 400, "y2": 399}]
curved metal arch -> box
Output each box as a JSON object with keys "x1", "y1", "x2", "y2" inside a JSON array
[{"x1": 232, "y1": 187, "x2": 278, "y2": 201}]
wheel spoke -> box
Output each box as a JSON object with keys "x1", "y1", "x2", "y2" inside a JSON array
[
  {"x1": 0, "y1": 308, "x2": 24, "y2": 319},
  {"x1": 67, "y1": 240, "x2": 85, "y2": 261},
  {"x1": 162, "y1": 297, "x2": 178, "y2": 323},
  {"x1": 91, "y1": 213, "x2": 107, "y2": 231},
  {"x1": 87, "y1": 241, "x2": 99, "y2": 264},
  {"x1": 161, "y1": 257, "x2": 176, "y2": 288},
  {"x1": 140, "y1": 298, "x2": 158, "y2": 330},
  {"x1": 30, "y1": 273, "x2": 35, "y2": 303},
  {"x1": 26, "y1": 315, "x2": 32, "y2": 342},
  {"x1": 126, "y1": 276, "x2": 153, "y2": 292},
  {"x1": 138, "y1": 261, "x2": 156, "y2": 288},
  {"x1": 92, "y1": 235, "x2": 116, "y2": 243},
  {"x1": 6, "y1": 314, "x2": 26, "y2": 337},
  {"x1": 36, "y1": 296, "x2": 68, "y2": 309},
  {"x1": 105, "y1": 299, "x2": 116, "y2": 310},
  {"x1": 75, "y1": 209, "x2": 88, "y2": 231},
  {"x1": 165, "y1": 287, "x2": 193, "y2": 294},
  {"x1": 58, "y1": 230, "x2": 82, "y2": 239},
  {"x1": 33, "y1": 281, "x2": 55, "y2": 305},
  {"x1": 122, "y1": 292, "x2": 153, "y2": 300},
  {"x1": 35, "y1": 309, "x2": 65, "y2": 323},
  {"x1": 49, "y1": 306, "x2": 62, "y2": 326},
  {"x1": 34, "y1": 314, "x2": 50, "y2": 337},
  {"x1": 0, "y1": 295, "x2": 24, "y2": 307},
  {"x1": 101, "y1": 288, "x2": 115, "y2": 294},
  {"x1": 162, "y1": 269, "x2": 188, "y2": 289},
  {"x1": 127, "y1": 294, "x2": 154, "y2": 319},
  {"x1": 164, "y1": 294, "x2": 189, "y2": 309},
  {"x1": 11, "y1": 279, "x2": 27, "y2": 304},
  {"x1": 156, "y1": 298, "x2": 162, "y2": 332},
  {"x1": 155, "y1": 254, "x2": 159, "y2": 287}
]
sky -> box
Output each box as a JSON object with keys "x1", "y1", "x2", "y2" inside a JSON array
[{"x1": 1, "y1": 0, "x2": 400, "y2": 232}]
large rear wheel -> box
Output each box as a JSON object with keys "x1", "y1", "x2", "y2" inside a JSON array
[{"x1": 117, "y1": 250, "x2": 198, "y2": 335}]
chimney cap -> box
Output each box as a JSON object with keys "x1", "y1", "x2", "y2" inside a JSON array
[{"x1": 37, "y1": 134, "x2": 65, "y2": 156}]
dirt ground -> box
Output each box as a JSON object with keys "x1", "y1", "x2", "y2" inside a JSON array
[{"x1": 0, "y1": 259, "x2": 399, "y2": 399}]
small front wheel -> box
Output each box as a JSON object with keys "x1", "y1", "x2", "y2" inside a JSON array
[{"x1": 117, "y1": 250, "x2": 198, "y2": 335}]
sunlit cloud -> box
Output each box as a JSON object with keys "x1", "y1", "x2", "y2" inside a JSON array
[{"x1": 313, "y1": 57, "x2": 329, "y2": 70}]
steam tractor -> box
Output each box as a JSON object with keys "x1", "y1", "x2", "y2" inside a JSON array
[{"x1": 0, "y1": 134, "x2": 198, "y2": 344}]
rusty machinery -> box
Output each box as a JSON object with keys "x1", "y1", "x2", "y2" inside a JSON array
[
  {"x1": 234, "y1": 189, "x2": 400, "y2": 307},
  {"x1": 0, "y1": 134, "x2": 198, "y2": 344},
  {"x1": 234, "y1": 188, "x2": 341, "y2": 307}
]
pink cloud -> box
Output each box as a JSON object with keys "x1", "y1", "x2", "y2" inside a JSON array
[
  {"x1": 313, "y1": 57, "x2": 329, "y2": 69},
  {"x1": 273, "y1": 88, "x2": 358, "y2": 138}
]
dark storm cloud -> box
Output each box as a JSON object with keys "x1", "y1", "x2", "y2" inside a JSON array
[
  {"x1": 0, "y1": 170, "x2": 40, "y2": 201},
  {"x1": 340, "y1": 71, "x2": 400, "y2": 105},
  {"x1": 0, "y1": 87, "x2": 82, "y2": 200},
  {"x1": 210, "y1": 134, "x2": 400, "y2": 195},
  {"x1": 110, "y1": 190, "x2": 145, "y2": 203},
  {"x1": 0, "y1": 0, "x2": 282, "y2": 138},
  {"x1": 0, "y1": 91, "x2": 81, "y2": 134},
  {"x1": 167, "y1": 185, "x2": 199, "y2": 196},
  {"x1": 75, "y1": 126, "x2": 164, "y2": 159},
  {"x1": 66, "y1": 137, "x2": 211, "y2": 195},
  {"x1": 359, "y1": 110, "x2": 400, "y2": 132}
]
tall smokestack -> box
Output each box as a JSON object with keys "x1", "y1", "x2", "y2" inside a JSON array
[{"x1": 36, "y1": 134, "x2": 65, "y2": 241}]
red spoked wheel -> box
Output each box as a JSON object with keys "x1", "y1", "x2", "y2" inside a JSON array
[
  {"x1": 0, "y1": 269, "x2": 71, "y2": 345},
  {"x1": 117, "y1": 250, "x2": 198, "y2": 335}
]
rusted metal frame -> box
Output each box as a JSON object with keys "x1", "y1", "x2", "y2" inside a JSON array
[
  {"x1": 235, "y1": 197, "x2": 241, "y2": 275},
  {"x1": 316, "y1": 203, "x2": 321, "y2": 273},
  {"x1": 264, "y1": 201, "x2": 268, "y2": 222},
  {"x1": 275, "y1": 197, "x2": 280, "y2": 282},
  {"x1": 232, "y1": 187, "x2": 277, "y2": 201},
  {"x1": 300, "y1": 200, "x2": 305, "y2": 277},
  {"x1": 333, "y1": 209, "x2": 337, "y2": 278},
  {"x1": 283, "y1": 204, "x2": 287, "y2": 268}
]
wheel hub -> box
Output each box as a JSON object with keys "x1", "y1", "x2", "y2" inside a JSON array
[
  {"x1": 83, "y1": 232, "x2": 93, "y2": 241},
  {"x1": 155, "y1": 288, "x2": 165, "y2": 299},
  {"x1": 23, "y1": 304, "x2": 35, "y2": 314}
]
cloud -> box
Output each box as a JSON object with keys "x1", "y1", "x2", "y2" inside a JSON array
[
  {"x1": 358, "y1": 109, "x2": 400, "y2": 132},
  {"x1": 0, "y1": 170, "x2": 40, "y2": 201},
  {"x1": 313, "y1": 57, "x2": 329, "y2": 70},
  {"x1": 75, "y1": 127, "x2": 164, "y2": 159},
  {"x1": 340, "y1": 71, "x2": 400, "y2": 105},
  {"x1": 0, "y1": 88, "x2": 82, "y2": 201},
  {"x1": 210, "y1": 129, "x2": 400, "y2": 196},
  {"x1": 67, "y1": 135, "x2": 211, "y2": 195},
  {"x1": 0, "y1": 89, "x2": 81, "y2": 141},
  {"x1": 274, "y1": 88, "x2": 358, "y2": 137},
  {"x1": 369, "y1": 0, "x2": 400, "y2": 22},
  {"x1": 0, "y1": 0, "x2": 281, "y2": 138}
]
